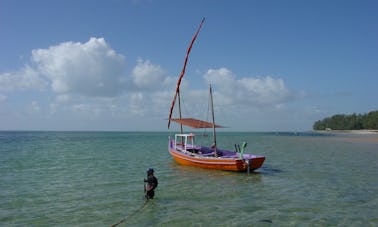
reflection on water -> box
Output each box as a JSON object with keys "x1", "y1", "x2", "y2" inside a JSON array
[{"x1": 259, "y1": 165, "x2": 284, "y2": 175}]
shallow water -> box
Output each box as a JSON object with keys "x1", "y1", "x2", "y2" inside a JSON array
[{"x1": 0, "y1": 131, "x2": 377, "y2": 226}]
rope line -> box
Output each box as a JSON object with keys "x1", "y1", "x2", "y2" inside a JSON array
[{"x1": 110, "y1": 200, "x2": 149, "y2": 227}]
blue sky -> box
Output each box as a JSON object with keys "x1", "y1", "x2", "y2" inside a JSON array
[{"x1": 0, "y1": 0, "x2": 377, "y2": 131}]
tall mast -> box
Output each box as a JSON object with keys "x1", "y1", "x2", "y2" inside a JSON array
[
  {"x1": 209, "y1": 84, "x2": 217, "y2": 157},
  {"x1": 167, "y1": 18, "x2": 205, "y2": 129},
  {"x1": 177, "y1": 91, "x2": 183, "y2": 134}
]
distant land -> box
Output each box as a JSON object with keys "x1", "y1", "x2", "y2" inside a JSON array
[{"x1": 313, "y1": 110, "x2": 378, "y2": 131}]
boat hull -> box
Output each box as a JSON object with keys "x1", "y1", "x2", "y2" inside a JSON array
[{"x1": 168, "y1": 140, "x2": 265, "y2": 172}]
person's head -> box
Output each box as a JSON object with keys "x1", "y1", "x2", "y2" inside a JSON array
[{"x1": 147, "y1": 168, "x2": 154, "y2": 176}]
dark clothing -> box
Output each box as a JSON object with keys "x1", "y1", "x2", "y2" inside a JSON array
[
  {"x1": 147, "y1": 175, "x2": 158, "y2": 189},
  {"x1": 146, "y1": 188, "x2": 155, "y2": 199},
  {"x1": 144, "y1": 175, "x2": 158, "y2": 199}
]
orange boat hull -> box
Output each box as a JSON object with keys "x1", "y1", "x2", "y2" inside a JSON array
[{"x1": 168, "y1": 143, "x2": 265, "y2": 172}]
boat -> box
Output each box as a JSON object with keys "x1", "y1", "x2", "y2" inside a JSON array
[{"x1": 167, "y1": 18, "x2": 265, "y2": 172}]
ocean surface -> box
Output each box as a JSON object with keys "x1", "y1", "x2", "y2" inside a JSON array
[{"x1": 0, "y1": 131, "x2": 377, "y2": 226}]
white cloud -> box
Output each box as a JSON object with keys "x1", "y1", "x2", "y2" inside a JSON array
[
  {"x1": 204, "y1": 67, "x2": 293, "y2": 107},
  {"x1": 0, "y1": 65, "x2": 47, "y2": 92},
  {"x1": 131, "y1": 58, "x2": 167, "y2": 90},
  {"x1": 0, "y1": 36, "x2": 305, "y2": 130},
  {"x1": 128, "y1": 92, "x2": 145, "y2": 116},
  {"x1": 31, "y1": 37, "x2": 126, "y2": 97}
]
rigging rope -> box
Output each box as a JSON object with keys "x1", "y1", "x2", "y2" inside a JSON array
[
  {"x1": 202, "y1": 88, "x2": 211, "y2": 144},
  {"x1": 110, "y1": 201, "x2": 149, "y2": 227}
]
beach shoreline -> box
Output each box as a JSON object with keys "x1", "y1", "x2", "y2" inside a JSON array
[
  {"x1": 314, "y1": 130, "x2": 378, "y2": 144},
  {"x1": 314, "y1": 129, "x2": 378, "y2": 135}
]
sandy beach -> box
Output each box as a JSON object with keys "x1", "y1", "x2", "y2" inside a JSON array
[{"x1": 314, "y1": 130, "x2": 378, "y2": 144}]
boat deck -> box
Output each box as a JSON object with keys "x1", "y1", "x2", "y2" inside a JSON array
[{"x1": 172, "y1": 140, "x2": 259, "y2": 160}]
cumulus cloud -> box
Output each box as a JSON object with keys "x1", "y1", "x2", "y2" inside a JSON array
[
  {"x1": 0, "y1": 37, "x2": 174, "y2": 99},
  {"x1": 0, "y1": 37, "x2": 127, "y2": 98},
  {"x1": 0, "y1": 36, "x2": 301, "y2": 130},
  {"x1": 204, "y1": 67, "x2": 293, "y2": 107},
  {"x1": 128, "y1": 92, "x2": 145, "y2": 116},
  {"x1": 0, "y1": 65, "x2": 47, "y2": 92},
  {"x1": 31, "y1": 37, "x2": 126, "y2": 97},
  {"x1": 131, "y1": 58, "x2": 167, "y2": 90}
]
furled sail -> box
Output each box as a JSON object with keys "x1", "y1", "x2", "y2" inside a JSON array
[{"x1": 167, "y1": 18, "x2": 205, "y2": 129}]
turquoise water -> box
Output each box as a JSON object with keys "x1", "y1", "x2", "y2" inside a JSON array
[{"x1": 1, "y1": 131, "x2": 377, "y2": 226}]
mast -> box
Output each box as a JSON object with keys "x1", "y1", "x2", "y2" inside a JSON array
[
  {"x1": 167, "y1": 17, "x2": 205, "y2": 129},
  {"x1": 177, "y1": 91, "x2": 183, "y2": 134},
  {"x1": 209, "y1": 84, "x2": 217, "y2": 157}
]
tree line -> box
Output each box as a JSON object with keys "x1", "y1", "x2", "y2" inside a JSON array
[{"x1": 313, "y1": 110, "x2": 378, "y2": 130}]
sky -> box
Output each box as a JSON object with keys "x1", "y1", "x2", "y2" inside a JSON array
[{"x1": 0, "y1": 0, "x2": 377, "y2": 131}]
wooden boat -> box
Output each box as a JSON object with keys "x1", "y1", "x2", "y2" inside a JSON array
[
  {"x1": 168, "y1": 134, "x2": 265, "y2": 172},
  {"x1": 167, "y1": 18, "x2": 265, "y2": 172}
]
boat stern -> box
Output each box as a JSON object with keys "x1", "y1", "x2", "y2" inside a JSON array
[{"x1": 243, "y1": 156, "x2": 265, "y2": 171}]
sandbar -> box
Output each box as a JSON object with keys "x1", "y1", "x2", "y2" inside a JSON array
[{"x1": 314, "y1": 130, "x2": 378, "y2": 144}]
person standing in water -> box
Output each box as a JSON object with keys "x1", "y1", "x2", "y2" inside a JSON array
[{"x1": 144, "y1": 168, "x2": 158, "y2": 199}]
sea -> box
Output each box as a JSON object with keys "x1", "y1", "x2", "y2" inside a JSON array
[{"x1": 0, "y1": 131, "x2": 377, "y2": 226}]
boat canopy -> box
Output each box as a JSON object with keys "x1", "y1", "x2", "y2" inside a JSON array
[{"x1": 170, "y1": 118, "x2": 223, "y2": 129}]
